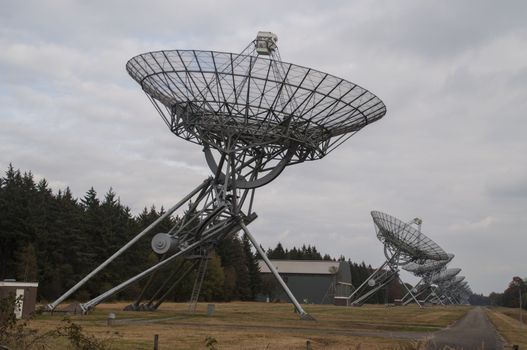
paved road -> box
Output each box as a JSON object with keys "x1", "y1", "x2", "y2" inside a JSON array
[{"x1": 426, "y1": 307, "x2": 504, "y2": 350}]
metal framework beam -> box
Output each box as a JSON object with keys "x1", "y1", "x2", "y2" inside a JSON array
[
  {"x1": 241, "y1": 222, "x2": 313, "y2": 320},
  {"x1": 47, "y1": 178, "x2": 212, "y2": 311}
]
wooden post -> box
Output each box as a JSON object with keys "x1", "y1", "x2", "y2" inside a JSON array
[{"x1": 153, "y1": 334, "x2": 159, "y2": 350}]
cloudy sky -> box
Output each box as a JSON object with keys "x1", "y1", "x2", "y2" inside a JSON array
[{"x1": 1, "y1": 0, "x2": 526, "y2": 295}]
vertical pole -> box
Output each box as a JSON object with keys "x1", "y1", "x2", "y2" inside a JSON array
[
  {"x1": 520, "y1": 287, "x2": 523, "y2": 327},
  {"x1": 153, "y1": 334, "x2": 159, "y2": 350},
  {"x1": 240, "y1": 222, "x2": 313, "y2": 320}
]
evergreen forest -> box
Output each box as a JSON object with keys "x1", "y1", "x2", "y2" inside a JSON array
[{"x1": 1, "y1": 165, "x2": 422, "y2": 305}]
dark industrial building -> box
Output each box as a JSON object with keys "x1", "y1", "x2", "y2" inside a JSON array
[
  {"x1": 258, "y1": 260, "x2": 352, "y2": 304},
  {"x1": 0, "y1": 280, "x2": 39, "y2": 319}
]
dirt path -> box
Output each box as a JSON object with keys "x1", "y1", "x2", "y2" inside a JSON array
[{"x1": 426, "y1": 307, "x2": 504, "y2": 350}]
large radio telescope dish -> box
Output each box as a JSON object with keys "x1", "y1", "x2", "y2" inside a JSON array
[
  {"x1": 48, "y1": 32, "x2": 386, "y2": 320},
  {"x1": 371, "y1": 211, "x2": 449, "y2": 264},
  {"x1": 431, "y1": 268, "x2": 461, "y2": 284},
  {"x1": 399, "y1": 253, "x2": 454, "y2": 306},
  {"x1": 343, "y1": 211, "x2": 448, "y2": 307},
  {"x1": 127, "y1": 42, "x2": 386, "y2": 188},
  {"x1": 452, "y1": 276, "x2": 465, "y2": 284},
  {"x1": 403, "y1": 253, "x2": 454, "y2": 276}
]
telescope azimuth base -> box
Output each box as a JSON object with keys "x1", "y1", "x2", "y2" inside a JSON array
[{"x1": 49, "y1": 174, "x2": 313, "y2": 319}]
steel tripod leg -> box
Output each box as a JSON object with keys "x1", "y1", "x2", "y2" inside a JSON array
[
  {"x1": 80, "y1": 222, "x2": 226, "y2": 311},
  {"x1": 240, "y1": 222, "x2": 314, "y2": 320},
  {"x1": 346, "y1": 260, "x2": 389, "y2": 305},
  {"x1": 399, "y1": 276, "x2": 422, "y2": 307},
  {"x1": 47, "y1": 178, "x2": 212, "y2": 311},
  {"x1": 151, "y1": 261, "x2": 198, "y2": 310},
  {"x1": 403, "y1": 286, "x2": 427, "y2": 305},
  {"x1": 351, "y1": 274, "x2": 393, "y2": 306},
  {"x1": 401, "y1": 278, "x2": 423, "y2": 303}
]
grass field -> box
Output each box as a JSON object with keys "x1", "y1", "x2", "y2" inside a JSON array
[
  {"x1": 23, "y1": 302, "x2": 472, "y2": 349},
  {"x1": 486, "y1": 307, "x2": 527, "y2": 349}
]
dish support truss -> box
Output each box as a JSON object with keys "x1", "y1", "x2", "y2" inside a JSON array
[
  {"x1": 400, "y1": 278, "x2": 437, "y2": 306},
  {"x1": 426, "y1": 278, "x2": 467, "y2": 305},
  {"x1": 400, "y1": 255, "x2": 454, "y2": 306},
  {"x1": 47, "y1": 158, "x2": 313, "y2": 320}
]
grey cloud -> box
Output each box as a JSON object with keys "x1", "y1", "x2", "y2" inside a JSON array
[
  {"x1": 1, "y1": 0, "x2": 526, "y2": 295},
  {"x1": 487, "y1": 179, "x2": 527, "y2": 200}
]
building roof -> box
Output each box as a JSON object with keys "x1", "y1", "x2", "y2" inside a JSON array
[
  {"x1": 0, "y1": 281, "x2": 38, "y2": 288},
  {"x1": 258, "y1": 260, "x2": 340, "y2": 275}
]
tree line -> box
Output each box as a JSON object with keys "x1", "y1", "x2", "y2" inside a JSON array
[
  {"x1": 473, "y1": 276, "x2": 527, "y2": 310},
  {"x1": 266, "y1": 242, "x2": 332, "y2": 260},
  {"x1": 1, "y1": 164, "x2": 405, "y2": 305},
  {"x1": 0, "y1": 165, "x2": 263, "y2": 303}
]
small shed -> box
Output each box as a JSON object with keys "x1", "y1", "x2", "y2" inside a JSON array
[
  {"x1": 258, "y1": 260, "x2": 351, "y2": 304},
  {"x1": 0, "y1": 280, "x2": 39, "y2": 319}
]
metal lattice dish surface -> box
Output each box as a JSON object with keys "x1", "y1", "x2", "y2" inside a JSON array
[
  {"x1": 458, "y1": 281, "x2": 469, "y2": 289},
  {"x1": 371, "y1": 211, "x2": 450, "y2": 264},
  {"x1": 431, "y1": 268, "x2": 461, "y2": 284},
  {"x1": 402, "y1": 253, "x2": 454, "y2": 276},
  {"x1": 126, "y1": 49, "x2": 386, "y2": 164},
  {"x1": 453, "y1": 276, "x2": 465, "y2": 284},
  {"x1": 444, "y1": 276, "x2": 465, "y2": 287}
]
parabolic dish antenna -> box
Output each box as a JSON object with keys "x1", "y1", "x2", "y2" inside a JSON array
[
  {"x1": 402, "y1": 253, "x2": 454, "y2": 276},
  {"x1": 431, "y1": 268, "x2": 461, "y2": 284},
  {"x1": 126, "y1": 37, "x2": 386, "y2": 188},
  {"x1": 48, "y1": 32, "x2": 386, "y2": 320},
  {"x1": 371, "y1": 211, "x2": 449, "y2": 263},
  {"x1": 449, "y1": 275, "x2": 465, "y2": 286},
  {"x1": 399, "y1": 253, "x2": 454, "y2": 306},
  {"x1": 429, "y1": 275, "x2": 468, "y2": 305},
  {"x1": 343, "y1": 211, "x2": 448, "y2": 307}
]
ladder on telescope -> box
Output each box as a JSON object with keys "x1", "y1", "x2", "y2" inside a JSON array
[{"x1": 187, "y1": 248, "x2": 210, "y2": 313}]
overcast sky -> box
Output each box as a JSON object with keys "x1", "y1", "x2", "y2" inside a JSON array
[{"x1": 1, "y1": 0, "x2": 526, "y2": 295}]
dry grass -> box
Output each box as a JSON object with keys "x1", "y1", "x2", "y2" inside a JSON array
[
  {"x1": 486, "y1": 307, "x2": 527, "y2": 349},
  {"x1": 28, "y1": 302, "x2": 470, "y2": 349}
]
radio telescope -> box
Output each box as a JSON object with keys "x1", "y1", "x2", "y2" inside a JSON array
[
  {"x1": 434, "y1": 275, "x2": 466, "y2": 304},
  {"x1": 452, "y1": 281, "x2": 471, "y2": 304},
  {"x1": 424, "y1": 268, "x2": 462, "y2": 304},
  {"x1": 343, "y1": 211, "x2": 449, "y2": 306},
  {"x1": 400, "y1": 253, "x2": 454, "y2": 305},
  {"x1": 47, "y1": 32, "x2": 386, "y2": 319},
  {"x1": 434, "y1": 280, "x2": 471, "y2": 305},
  {"x1": 450, "y1": 280, "x2": 471, "y2": 304},
  {"x1": 403, "y1": 253, "x2": 454, "y2": 277},
  {"x1": 431, "y1": 268, "x2": 461, "y2": 284}
]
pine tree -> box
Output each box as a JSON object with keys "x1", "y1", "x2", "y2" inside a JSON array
[
  {"x1": 200, "y1": 252, "x2": 224, "y2": 301},
  {"x1": 80, "y1": 187, "x2": 107, "y2": 297},
  {"x1": 243, "y1": 234, "x2": 262, "y2": 300},
  {"x1": 0, "y1": 165, "x2": 31, "y2": 279},
  {"x1": 267, "y1": 242, "x2": 286, "y2": 259},
  {"x1": 15, "y1": 243, "x2": 38, "y2": 281},
  {"x1": 216, "y1": 234, "x2": 251, "y2": 300}
]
